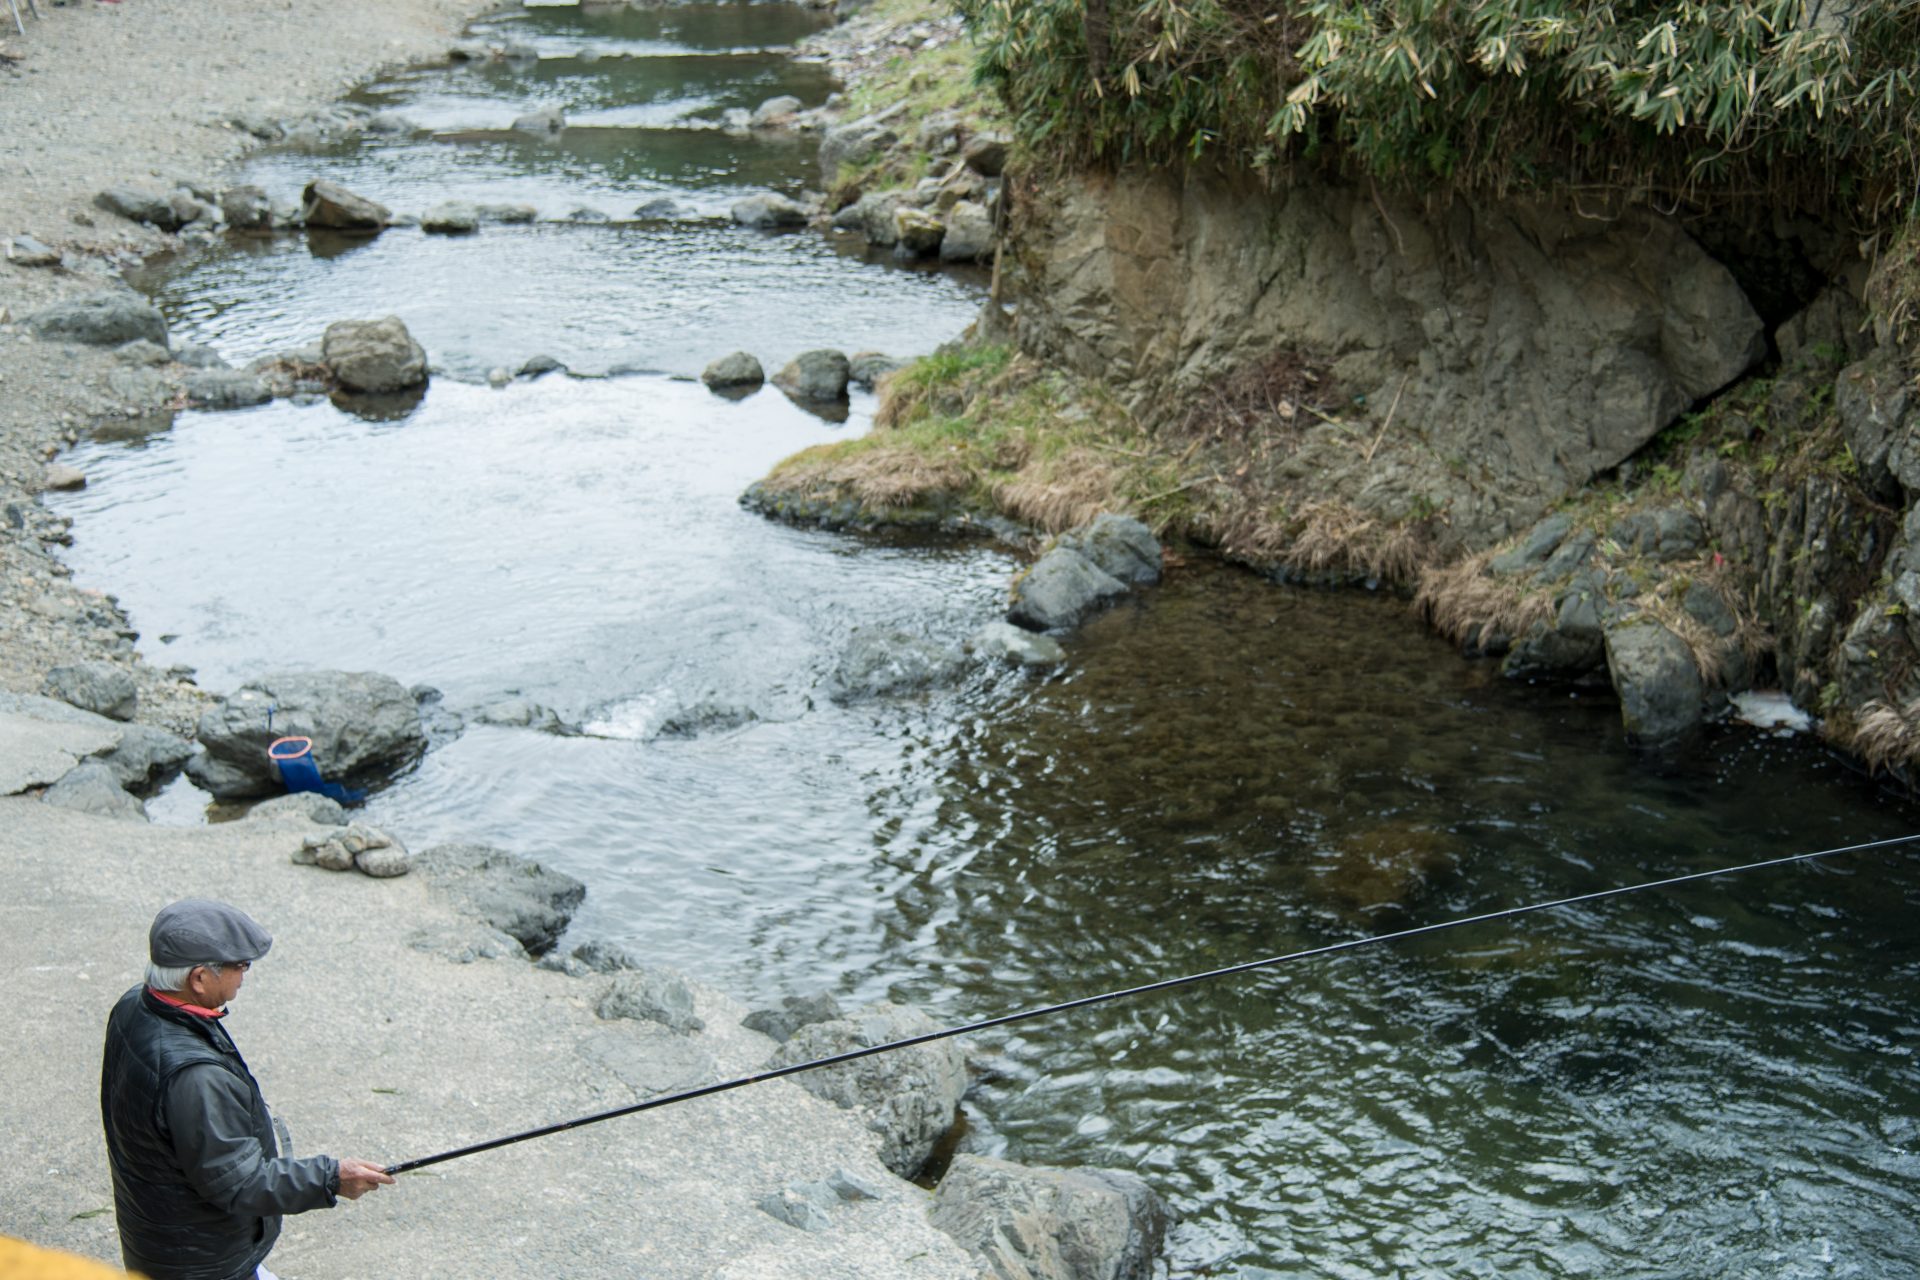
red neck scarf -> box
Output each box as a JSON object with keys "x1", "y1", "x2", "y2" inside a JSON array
[{"x1": 147, "y1": 987, "x2": 226, "y2": 1019}]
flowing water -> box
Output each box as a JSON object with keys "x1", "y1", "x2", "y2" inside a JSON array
[{"x1": 50, "y1": 4, "x2": 1920, "y2": 1276}]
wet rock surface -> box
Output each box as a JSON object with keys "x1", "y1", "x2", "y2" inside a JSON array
[
  {"x1": 191, "y1": 670, "x2": 428, "y2": 798},
  {"x1": 767, "y1": 1001, "x2": 968, "y2": 1177},
  {"x1": 929, "y1": 1155, "x2": 1170, "y2": 1280},
  {"x1": 413, "y1": 842, "x2": 587, "y2": 956}
]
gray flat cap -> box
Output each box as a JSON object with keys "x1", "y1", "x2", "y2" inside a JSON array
[{"x1": 149, "y1": 899, "x2": 274, "y2": 967}]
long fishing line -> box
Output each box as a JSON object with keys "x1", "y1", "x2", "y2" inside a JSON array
[{"x1": 384, "y1": 831, "x2": 1919, "y2": 1174}]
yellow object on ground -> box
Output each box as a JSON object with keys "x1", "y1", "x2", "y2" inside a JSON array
[{"x1": 0, "y1": 1236, "x2": 137, "y2": 1279}]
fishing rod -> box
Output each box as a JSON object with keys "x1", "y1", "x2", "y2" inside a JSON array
[{"x1": 383, "y1": 831, "x2": 1920, "y2": 1175}]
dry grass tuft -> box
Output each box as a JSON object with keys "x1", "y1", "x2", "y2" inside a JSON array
[
  {"x1": 766, "y1": 443, "x2": 974, "y2": 510},
  {"x1": 1195, "y1": 496, "x2": 1437, "y2": 583},
  {"x1": 1413, "y1": 552, "x2": 1555, "y2": 646},
  {"x1": 1842, "y1": 698, "x2": 1920, "y2": 773},
  {"x1": 1173, "y1": 346, "x2": 1341, "y2": 443},
  {"x1": 1289, "y1": 501, "x2": 1434, "y2": 583},
  {"x1": 992, "y1": 447, "x2": 1126, "y2": 533}
]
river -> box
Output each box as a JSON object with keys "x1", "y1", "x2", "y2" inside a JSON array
[{"x1": 49, "y1": 3, "x2": 1920, "y2": 1276}]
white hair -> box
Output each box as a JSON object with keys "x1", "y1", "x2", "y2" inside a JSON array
[{"x1": 145, "y1": 961, "x2": 226, "y2": 992}]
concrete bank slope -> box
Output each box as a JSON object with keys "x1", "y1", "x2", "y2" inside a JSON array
[{"x1": 0, "y1": 799, "x2": 979, "y2": 1280}]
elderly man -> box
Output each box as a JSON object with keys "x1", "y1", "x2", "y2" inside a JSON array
[{"x1": 100, "y1": 899, "x2": 393, "y2": 1280}]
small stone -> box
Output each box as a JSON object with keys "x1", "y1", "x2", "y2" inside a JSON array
[
  {"x1": 41, "y1": 464, "x2": 86, "y2": 492},
  {"x1": 6, "y1": 235, "x2": 61, "y2": 268},
  {"x1": 758, "y1": 1191, "x2": 832, "y2": 1233},
  {"x1": 421, "y1": 201, "x2": 481, "y2": 235},
  {"x1": 827, "y1": 1168, "x2": 886, "y2": 1202},
  {"x1": 512, "y1": 107, "x2": 566, "y2": 134}
]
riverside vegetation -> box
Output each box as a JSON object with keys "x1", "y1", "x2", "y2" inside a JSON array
[{"x1": 758, "y1": 0, "x2": 1920, "y2": 766}]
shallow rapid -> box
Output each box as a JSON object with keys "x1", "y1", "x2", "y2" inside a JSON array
[{"x1": 51, "y1": 4, "x2": 1920, "y2": 1276}]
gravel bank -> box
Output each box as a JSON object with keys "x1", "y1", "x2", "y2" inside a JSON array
[{"x1": 0, "y1": 0, "x2": 486, "y2": 728}]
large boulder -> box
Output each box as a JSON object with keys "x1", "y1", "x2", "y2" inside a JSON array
[
  {"x1": 414, "y1": 843, "x2": 585, "y2": 956},
  {"x1": 94, "y1": 186, "x2": 184, "y2": 230},
  {"x1": 940, "y1": 200, "x2": 995, "y2": 263},
  {"x1": 190, "y1": 670, "x2": 428, "y2": 798},
  {"x1": 25, "y1": 293, "x2": 168, "y2": 347},
  {"x1": 1056, "y1": 514, "x2": 1161, "y2": 585},
  {"x1": 42, "y1": 661, "x2": 137, "y2": 721},
  {"x1": 301, "y1": 179, "x2": 391, "y2": 232},
  {"x1": 1008, "y1": 550, "x2": 1126, "y2": 632},
  {"x1": 929, "y1": 1155, "x2": 1169, "y2": 1280},
  {"x1": 832, "y1": 191, "x2": 907, "y2": 247},
  {"x1": 766, "y1": 1002, "x2": 967, "y2": 1177},
  {"x1": 321, "y1": 316, "x2": 428, "y2": 393},
  {"x1": 219, "y1": 185, "x2": 274, "y2": 233},
  {"x1": 1604, "y1": 621, "x2": 1704, "y2": 744},
  {"x1": 773, "y1": 349, "x2": 851, "y2": 403},
  {"x1": 702, "y1": 351, "x2": 764, "y2": 391},
  {"x1": 892, "y1": 206, "x2": 945, "y2": 257},
  {"x1": 818, "y1": 115, "x2": 899, "y2": 183}
]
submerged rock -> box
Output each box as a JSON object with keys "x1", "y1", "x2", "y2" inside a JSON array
[
  {"x1": 929, "y1": 1154, "x2": 1169, "y2": 1280},
  {"x1": 767, "y1": 1002, "x2": 966, "y2": 1177},
  {"x1": 827, "y1": 629, "x2": 962, "y2": 702},
  {"x1": 731, "y1": 192, "x2": 810, "y2": 229},
  {"x1": 511, "y1": 106, "x2": 566, "y2": 134},
  {"x1": 967, "y1": 621, "x2": 1066, "y2": 667}
]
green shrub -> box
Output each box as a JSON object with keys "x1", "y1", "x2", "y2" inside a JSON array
[{"x1": 963, "y1": 0, "x2": 1920, "y2": 223}]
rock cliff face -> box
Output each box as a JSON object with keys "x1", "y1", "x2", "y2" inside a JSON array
[
  {"x1": 998, "y1": 165, "x2": 1920, "y2": 765},
  {"x1": 1007, "y1": 169, "x2": 1767, "y2": 547}
]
